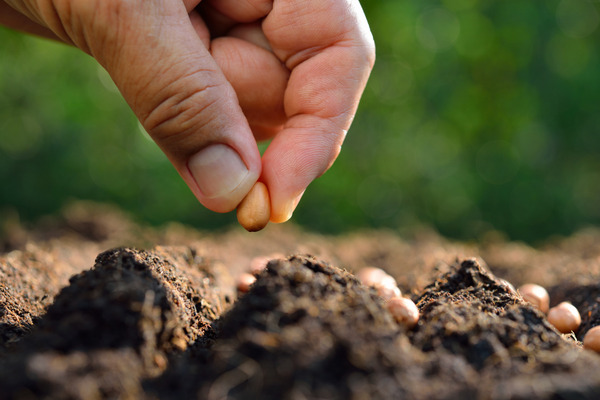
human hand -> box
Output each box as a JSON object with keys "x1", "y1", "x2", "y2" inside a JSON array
[{"x1": 1, "y1": 0, "x2": 375, "y2": 223}]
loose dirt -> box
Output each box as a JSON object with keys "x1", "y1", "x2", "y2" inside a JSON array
[{"x1": 2, "y1": 202, "x2": 600, "y2": 399}]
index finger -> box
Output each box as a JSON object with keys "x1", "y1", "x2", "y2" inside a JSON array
[{"x1": 261, "y1": 0, "x2": 375, "y2": 222}]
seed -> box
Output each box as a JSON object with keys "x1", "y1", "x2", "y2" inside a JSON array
[
  {"x1": 249, "y1": 255, "x2": 271, "y2": 275},
  {"x1": 249, "y1": 253, "x2": 284, "y2": 275},
  {"x1": 154, "y1": 353, "x2": 168, "y2": 370},
  {"x1": 237, "y1": 182, "x2": 271, "y2": 232},
  {"x1": 356, "y1": 267, "x2": 401, "y2": 300},
  {"x1": 172, "y1": 337, "x2": 187, "y2": 351},
  {"x1": 547, "y1": 301, "x2": 581, "y2": 334},
  {"x1": 583, "y1": 326, "x2": 600, "y2": 353},
  {"x1": 379, "y1": 274, "x2": 398, "y2": 288},
  {"x1": 236, "y1": 273, "x2": 256, "y2": 293},
  {"x1": 376, "y1": 283, "x2": 401, "y2": 301},
  {"x1": 387, "y1": 297, "x2": 419, "y2": 328},
  {"x1": 518, "y1": 283, "x2": 550, "y2": 313},
  {"x1": 357, "y1": 267, "x2": 397, "y2": 288},
  {"x1": 356, "y1": 267, "x2": 388, "y2": 287}
]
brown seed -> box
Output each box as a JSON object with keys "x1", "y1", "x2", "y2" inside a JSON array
[
  {"x1": 172, "y1": 336, "x2": 187, "y2": 351},
  {"x1": 376, "y1": 283, "x2": 401, "y2": 301},
  {"x1": 249, "y1": 255, "x2": 271, "y2": 275},
  {"x1": 583, "y1": 326, "x2": 600, "y2": 352},
  {"x1": 518, "y1": 283, "x2": 550, "y2": 313},
  {"x1": 387, "y1": 297, "x2": 419, "y2": 328},
  {"x1": 379, "y1": 274, "x2": 398, "y2": 288},
  {"x1": 154, "y1": 353, "x2": 168, "y2": 370},
  {"x1": 356, "y1": 267, "x2": 389, "y2": 287},
  {"x1": 236, "y1": 273, "x2": 256, "y2": 293},
  {"x1": 356, "y1": 267, "x2": 401, "y2": 300},
  {"x1": 237, "y1": 182, "x2": 271, "y2": 232},
  {"x1": 547, "y1": 301, "x2": 581, "y2": 334},
  {"x1": 249, "y1": 253, "x2": 284, "y2": 275}
]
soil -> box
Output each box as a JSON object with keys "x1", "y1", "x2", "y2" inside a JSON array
[{"x1": 2, "y1": 201, "x2": 600, "y2": 399}]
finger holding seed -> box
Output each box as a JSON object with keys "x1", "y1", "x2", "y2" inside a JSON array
[
  {"x1": 547, "y1": 301, "x2": 581, "y2": 334},
  {"x1": 237, "y1": 181, "x2": 271, "y2": 232}
]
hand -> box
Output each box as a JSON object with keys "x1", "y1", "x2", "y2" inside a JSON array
[{"x1": 0, "y1": 0, "x2": 375, "y2": 222}]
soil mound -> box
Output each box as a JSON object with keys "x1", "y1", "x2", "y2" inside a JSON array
[{"x1": 2, "y1": 203, "x2": 600, "y2": 399}]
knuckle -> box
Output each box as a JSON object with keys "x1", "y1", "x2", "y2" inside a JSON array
[
  {"x1": 46, "y1": 0, "x2": 128, "y2": 52},
  {"x1": 141, "y1": 78, "x2": 226, "y2": 149},
  {"x1": 364, "y1": 37, "x2": 376, "y2": 69}
]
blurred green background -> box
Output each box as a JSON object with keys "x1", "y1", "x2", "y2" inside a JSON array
[{"x1": 1, "y1": 0, "x2": 600, "y2": 242}]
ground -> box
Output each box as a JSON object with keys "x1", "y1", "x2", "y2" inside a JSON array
[{"x1": 1, "y1": 202, "x2": 600, "y2": 399}]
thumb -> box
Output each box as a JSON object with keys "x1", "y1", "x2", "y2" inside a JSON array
[{"x1": 86, "y1": 1, "x2": 261, "y2": 213}]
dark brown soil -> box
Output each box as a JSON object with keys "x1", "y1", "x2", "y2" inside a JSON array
[{"x1": 2, "y1": 202, "x2": 600, "y2": 399}]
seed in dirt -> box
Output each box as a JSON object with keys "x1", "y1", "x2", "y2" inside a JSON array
[
  {"x1": 356, "y1": 267, "x2": 389, "y2": 287},
  {"x1": 518, "y1": 283, "x2": 550, "y2": 313},
  {"x1": 249, "y1": 253, "x2": 284, "y2": 275},
  {"x1": 236, "y1": 272, "x2": 256, "y2": 293},
  {"x1": 376, "y1": 282, "x2": 401, "y2": 301},
  {"x1": 379, "y1": 274, "x2": 398, "y2": 288},
  {"x1": 237, "y1": 182, "x2": 270, "y2": 232},
  {"x1": 356, "y1": 267, "x2": 401, "y2": 300},
  {"x1": 583, "y1": 326, "x2": 600, "y2": 353},
  {"x1": 547, "y1": 301, "x2": 581, "y2": 334},
  {"x1": 387, "y1": 297, "x2": 419, "y2": 328},
  {"x1": 249, "y1": 255, "x2": 272, "y2": 275}
]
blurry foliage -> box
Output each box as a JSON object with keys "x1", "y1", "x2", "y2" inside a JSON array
[{"x1": 1, "y1": 0, "x2": 600, "y2": 242}]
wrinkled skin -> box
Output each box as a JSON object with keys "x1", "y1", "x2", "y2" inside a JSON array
[{"x1": 0, "y1": 0, "x2": 375, "y2": 222}]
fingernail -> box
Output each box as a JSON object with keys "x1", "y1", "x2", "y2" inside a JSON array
[
  {"x1": 274, "y1": 190, "x2": 305, "y2": 223},
  {"x1": 188, "y1": 144, "x2": 249, "y2": 199}
]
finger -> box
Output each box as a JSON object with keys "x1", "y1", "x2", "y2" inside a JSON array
[
  {"x1": 210, "y1": 36, "x2": 288, "y2": 139},
  {"x1": 204, "y1": 0, "x2": 272, "y2": 23},
  {"x1": 0, "y1": 2, "x2": 62, "y2": 41},
  {"x1": 261, "y1": 0, "x2": 375, "y2": 222},
  {"x1": 198, "y1": 0, "x2": 272, "y2": 38},
  {"x1": 80, "y1": 0, "x2": 262, "y2": 213}
]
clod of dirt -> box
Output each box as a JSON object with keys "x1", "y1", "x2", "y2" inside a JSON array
[
  {"x1": 149, "y1": 255, "x2": 441, "y2": 399},
  {"x1": 4, "y1": 206, "x2": 600, "y2": 399},
  {"x1": 411, "y1": 258, "x2": 600, "y2": 399},
  {"x1": 0, "y1": 247, "x2": 233, "y2": 397}
]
